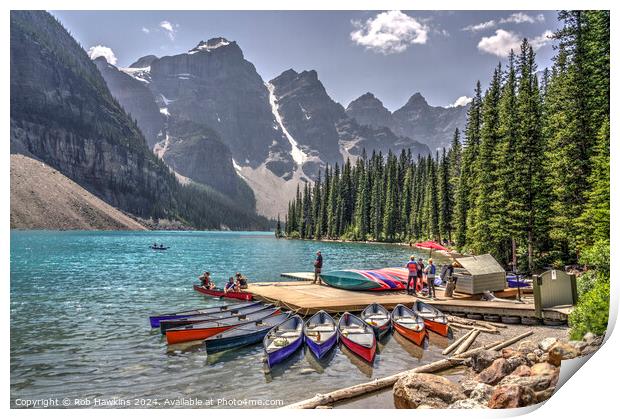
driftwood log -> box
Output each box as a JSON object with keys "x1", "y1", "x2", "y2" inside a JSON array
[
  {"x1": 442, "y1": 329, "x2": 474, "y2": 355},
  {"x1": 449, "y1": 322, "x2": 499, "y2": 334},
  {"x1": 453, "y1": 329, "x2": 480, "y2": 355},
  {"x1": 284, "y1": 332, "x2": 532, "y2": 409},
  {"x1": 448, "y1": 315, "x2": 506, "y2": 329}
]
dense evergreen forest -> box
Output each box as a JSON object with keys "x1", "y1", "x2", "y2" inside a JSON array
[{"x1": 284, "y1": 11, "x2": 609, "y2": 274}]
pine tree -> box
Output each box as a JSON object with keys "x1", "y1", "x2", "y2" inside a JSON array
[
  {"x1": 512, "y1": 40, "x2": 549, "y2": 270},
  {"x1": 455, "y1": 81, "x2": 482, "y2": 249},
  {"x1": 471, "y1": 64, "x2": 502, "y2": 256},
  {"x1": 275, "y1": 214, "x2": 282, "y2": 238},
  {"x1": 438, "y1": 148, "x2": 451, "y2": 242},
  {"x1": 578, "y1": 116, "x2": 609, "y2": 244},
  {"x1": 497, "y1": 50, "x2": 520, "y2": 267},
  {"x1": 382, "y1": 152, "x2": 398, "y2": 241}
]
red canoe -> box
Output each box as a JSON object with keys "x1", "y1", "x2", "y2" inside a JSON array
[
  {"x1": 193, "y1": 284, "x2": 253, "y2": 301},
  {"x1": 165, "y1": 307, "x2": 280, "y2": 344},
  {"x1": 338, "y1": 312, "x2": 376, "y2": 363},
  {"x1": 413, "y1": 301, "x2": 451, "y2": 337},
  {"x1": 391, "y1": 304, "x2": 427, "y2": 346}
]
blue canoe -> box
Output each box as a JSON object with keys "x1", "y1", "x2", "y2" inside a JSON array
[
  {"x1": 149, "y1": 301, "x2": 261, "y2": 328},
  {"x1": 263, "y1": 315, "x2": 304, "y2": 368},
  {"x1": 203, "y1": 313, "x2": 289, "y2": 354},
  {"x1": 361, "y1": 303, "x2": 392, "y2": 339},
  {"x1": 303, "y1": 310, "x2": 338, "y2": 359}
]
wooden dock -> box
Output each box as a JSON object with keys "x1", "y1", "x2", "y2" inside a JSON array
[{"x1": 247, "y1": 275, "x2": 572, "y2": 324}]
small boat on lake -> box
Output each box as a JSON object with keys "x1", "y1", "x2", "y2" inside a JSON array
[
  {"x1": 391, "y1": 304, "x2": 426, "y2": 346},
  {"x1": 320, "y1": 269, "x2": 405, "y2": 291},
  {"x1": 204, "y1": 313, "x2": 290, "y2": 354},
  {"x1": 303, "y1": 310, "x2": 338, "y2": 359},
  {"x1": 413, "y1": 300, "x2": 451, "y2": 337},
  {"x1": 159, "y1": 303, "x2": 271, "y2": 333},
  {"x1": 338, "y1": 312, "x2": 376, "y2": 363},
  {"x1": 263, "y1": 315, "x2": 304, "y2": 368},
  {"x1": 150, "y1": 245, "x2": 169, "y2": 250},
  {"x1": 165, "y1": 307, "x2": 281, "y2": 344},
  {"x1": 193, "y1": 284, "x2": 253, "y2": 301},
  {"x1": 149, "y1": 301, "x2": 261, "y2": 328},
  {"x1": 361, "y1": 303, "x2": 391, "y2": 339}
]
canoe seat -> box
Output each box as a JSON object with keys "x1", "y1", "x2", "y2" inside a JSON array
[
  {"x1": 267, "y1": 338, "x2": 290, "y2": 350},
  {"x1": 367, "y1": 315, "x2": 388, "y2": 320},
  {"x1": 396, "y1": 319, "x2": 419, "y2": 324},
  {"x1": 347, "y1": 334, "x2": 374, "y2": 346},
  {"x1": 279, "y1": 331, "x2": 301, "y2": 339},
  {"x1": 308, "y1": 326, "x2": 335, "y2": 332}
]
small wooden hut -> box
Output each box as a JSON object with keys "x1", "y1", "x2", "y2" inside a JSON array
[{"x1": 453, "y1": 254, "x2": 506, "y2": 294}]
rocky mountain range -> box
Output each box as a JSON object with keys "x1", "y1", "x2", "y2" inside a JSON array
[
  {"x1": 346, "y1": 92, "x2": 469, "y2": 152},
  {"x1": 10, "y1": 11, "x2": 268, "y2": 230},
  {"x1": 94, "y1": 37, "x2": 466, "y2": 217},
  {"x1": 10, "y1": 11, "x2": 469, "y2": 225}
]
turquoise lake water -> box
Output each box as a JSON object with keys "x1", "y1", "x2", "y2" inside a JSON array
[{"x1": 10, "y1": 230, "x2": 451, "y2": 408}]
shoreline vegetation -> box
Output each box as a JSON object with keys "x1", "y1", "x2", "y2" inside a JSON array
[{"x1": 283, "y1": 11, "x2": 609, "y2": 341}]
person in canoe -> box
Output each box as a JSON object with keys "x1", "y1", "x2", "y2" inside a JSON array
[
  {"x1": 313, "y1": 250, "x2": 323, "y2": 285},
  {"x1": 235, "y1": 272, "x2": 248, "y2": 290},
  {"x1": 405, "y1": 255, "x2": 418, "y2": 295},
  {"x1": 424, "y1": 258, "x2": 437, "y2": 299},
  {"x1": 198, "y1": 272, "x2": 215, "y2": 289},
  {"x1": 224, "y1": 277, "x2": 238, "y2": 293}
]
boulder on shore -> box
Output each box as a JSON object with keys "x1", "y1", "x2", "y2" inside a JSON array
[
  {"x1": 477, "y1": 358, "x2": 511, "y2": 385},
  {"x1": 393, "y1": 373, "x2": 466, "y2": 409},
  {"x1": 539, "y1": 337, "x2": 558, "y2": 352},
  {"x1": 548, "y1": 342, "x2": 580, "y2": 366},
  {"x1": 468, "y1": 349, "x2": 501, "y2": 373},
  {"x1": 448, "y1": 399, "x2": 488, "y2": 409},
  {"x1": 487, "y1": 384, "x2": 536, "y2": 409}
]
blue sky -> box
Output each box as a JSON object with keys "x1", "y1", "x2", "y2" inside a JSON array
[{"x1": 52, "y1": 10, "x2": 562, "y2": 111}]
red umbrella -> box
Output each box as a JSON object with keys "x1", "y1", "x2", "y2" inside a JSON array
[{"x1": 414, "y1": 241, "x2": 449, "y2": 252}]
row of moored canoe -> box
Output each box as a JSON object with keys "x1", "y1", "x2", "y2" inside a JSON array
[{"x1": 148, "y1": 301, "x2": 451, "y2": 367}]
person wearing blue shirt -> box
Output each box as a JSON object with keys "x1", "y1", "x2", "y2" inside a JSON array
[{"x1": 424, "y1": 258, "x2": 437, "y2": 299}]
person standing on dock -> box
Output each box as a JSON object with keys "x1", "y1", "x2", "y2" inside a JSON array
[
  {"x1": 406, "y1": 255, "x2": 418, "y2": 295},
  {"x1": 425, "y1": 258, "x2": 437, "y2": 299},
  {"x1": 313, "y1": 250, "x2": 323, "y2": 285},
  {"x1": 417, "y1": 257, "x2": 425, "y2": 293}
]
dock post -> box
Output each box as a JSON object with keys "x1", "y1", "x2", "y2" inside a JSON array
[
  {"x1": 570, "y1": 273, "x2": 578, "y2": 305},
  {"x1": 533, "y1": 274, "x2": 542, "y2": 320}
]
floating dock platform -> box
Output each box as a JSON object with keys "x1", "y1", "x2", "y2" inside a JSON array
[{"x1": 246, "y1": 273, "x2": 572, "y2": 324}]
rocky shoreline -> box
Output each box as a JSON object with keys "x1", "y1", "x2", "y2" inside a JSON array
[{"x1": 392, "y1": 333, "x2": 603, "y2": 409}]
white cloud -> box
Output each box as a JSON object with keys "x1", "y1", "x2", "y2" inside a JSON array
[
  {"x1": 87, "y1": 45, "x2": 117, "y2": 65},
  {"x1": 477, "y1": 29, "x2": 521, "y2": 57},
  {"x1": 448, "y1": 96, "x2": 473, "y2": 108},
  {"x1": 350, "y1": 10, "x2": 429, "y2": 54},
  {"x1": 477, "y1": 29, "x2": 554, "y2": 57},
  {"x1": 462, "y1": 20, "x2": 496, "y2": 33},
  {"x1": 159, "y1": 20, "x2": 177, "y2": 40},
  {"x1": 141, "y1": 27, "x2": 150, "y2": 34},
  {"x1": 530, "y1": 30, "x2": 554, "y2": 50},
  {"x1": 500, "y1": 12, "x2": 545, "y2": 24}
]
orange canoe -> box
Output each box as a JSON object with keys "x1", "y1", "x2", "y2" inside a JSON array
[
  {"x1": 413, "y1": 301, "x2": 452, "y2": 337},
  {"x1": 391, "y1": 304, "x2": 426, "y2": 346},
  {"x1": 165, "y1": 307, "x2": 280, "y2": 344}
]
